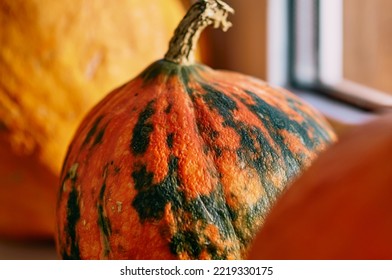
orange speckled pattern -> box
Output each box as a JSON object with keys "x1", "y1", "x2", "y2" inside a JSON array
[{"x1": 56, "y1": 60, "x2": 336, "y2": 260}]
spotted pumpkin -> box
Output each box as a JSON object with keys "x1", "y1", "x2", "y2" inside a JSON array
[{"x1": 56, "y1": 0, "x2": 336, "y2": 260}]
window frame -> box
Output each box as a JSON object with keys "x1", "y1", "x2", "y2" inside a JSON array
[{"x1": 267, "y1": 0, "x2": 392, "y2": 115}]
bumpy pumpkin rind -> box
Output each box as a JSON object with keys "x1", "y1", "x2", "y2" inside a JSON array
[
  {"x1": 248, "y1": 113, "x2": 392, "y2": 260},
  {"x1": 56, "y1": 61, "x2": 336, "y2": 259}
]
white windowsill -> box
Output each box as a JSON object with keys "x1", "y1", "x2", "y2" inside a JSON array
[{"x1": 293, "y1": 89, "x2": 377, "y2": 126}]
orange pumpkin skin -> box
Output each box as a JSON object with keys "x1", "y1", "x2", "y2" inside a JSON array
[
  {"x1": 56, "y1": 59, "x2": 336, "y2": 260},
  {"x1": 0, "y1": 0, "x2": 186, "y2": 239},
  {"x1": 248, "y1": 114, "x2": 392, "y2": 260}
]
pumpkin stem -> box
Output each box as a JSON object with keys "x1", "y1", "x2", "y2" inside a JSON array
[{"x1": 164, "y1": 0, "x2": 234, "y2": 65}]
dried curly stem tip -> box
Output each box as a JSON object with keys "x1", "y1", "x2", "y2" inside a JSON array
[{"x1": 164, "y1": 0, "x2": 234, "y2": 65}]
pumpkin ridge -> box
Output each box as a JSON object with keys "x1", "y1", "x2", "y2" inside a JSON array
[
  {"x1": 183, "y1": 80, "x2": 277, "y2": 250},
  {"x1": 207, "y1": 87, "x2": 282, "y2": 233},
  {"x1": 240, "y1": 90, "x2": 304, "y2": 179},
  {"x1": 245, "y1": 90, "x2": 316, "y2": 148},
  {"x1": 194, "y1": 83, "x2": 283, "y2": 192},
  {"x1": 170, "y1": 72, "x2": 246, "y2": 258},
  {"x1": 130, "y1": 73, "x2": 245, "y2": 258},
  {"x1": 204, "y1": 72, "x2": 334, "y2": 174}
]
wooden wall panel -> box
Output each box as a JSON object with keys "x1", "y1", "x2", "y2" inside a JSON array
[
  {"x1": 205, "y1": 0, "x2": 268, "y2": 80},
  {"x1": 344, "y1": 0, "x2": 392, "y2": 94}
]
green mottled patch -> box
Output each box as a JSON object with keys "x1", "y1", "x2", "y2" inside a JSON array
[
  {"x1": 170, "y1": 230, "x2": 202, "y2": 259},
  {"x1": 140, "y1": 59, "x2": 206, "y2": 88},
  {"x1": 167, "y1": 133, "x2": 175, "y2": 149},
  {"x1": 131, "y1": 100, "x2": 155, "y2": 155},
  {"x1": 286, "y1": 96, "x2": 334, "y2": 144},
  {"x1": 197, "y1": 85, "x2": 283, "y2": 198},
  {"x1": 93, "y1": 125, "x2": 107, "y2": 146},
  {"x1": 140, "y1": 60, "x2": 181, "y2": 82},
  {"x1": 132, "y1": 156, "x2": 183, "y2": 221},
  {"x1": 131, "y1": 166, "x2": 154, "y2": 191},
  {"x1": 132, "y1": 154, "x2": 240, "y2": 259},
  {"x1": 68, "y1": 163, "x2": 79, "y2": 180},
  {"x1": 59, "y1": 163, "x2": 79, "y2": 201},
  {"x1": 97, "y1": 182, "x2": 111, "y2": 257},
  {"x1": 62, "y1": 186, "x2": 81, "y2": 260}
]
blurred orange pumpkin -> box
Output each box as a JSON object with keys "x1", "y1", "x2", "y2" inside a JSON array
[
  {"x1": 248, "y1": 113, "x2": 392, "y2": 259},
  {"x1": 0, "y1": 0, "x2": 189, "y2": 239}
]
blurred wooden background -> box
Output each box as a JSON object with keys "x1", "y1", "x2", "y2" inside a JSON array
[
  {"x1": 205, "y1": 0, "x2": 268, "y2": 80},
  {"x1": 344, "y1": 0, "x2": 392, "y2": 94}
]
